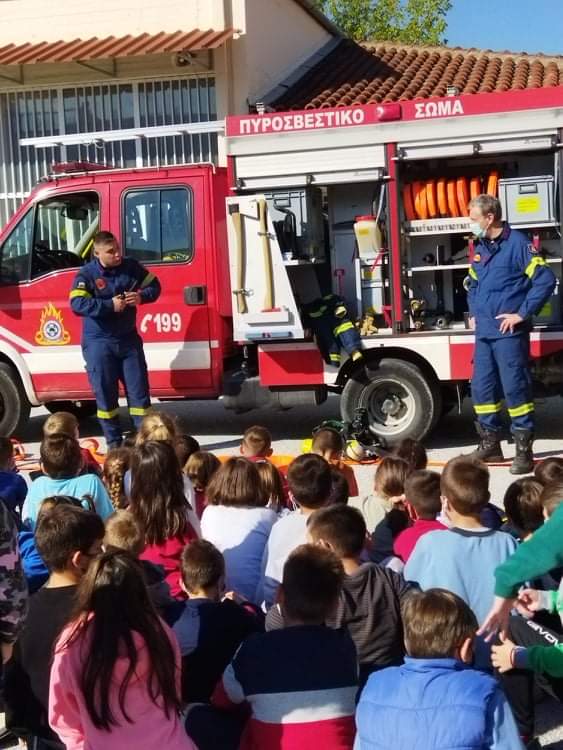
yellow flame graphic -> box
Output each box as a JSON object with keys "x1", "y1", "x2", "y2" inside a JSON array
[{"x1": 35, "y1": 302, "x2": 71, "y2": 346}]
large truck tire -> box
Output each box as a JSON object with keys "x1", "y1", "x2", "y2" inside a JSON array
[
  {"x1": 0, "y1": 363, "x2": 31, "y2": 438},
  {"x1": 45, "y1": 400, "x2": 97, "y2": 420},
  {"x1": 341, "y1": 358, "x2": 441, "y2": 446}
]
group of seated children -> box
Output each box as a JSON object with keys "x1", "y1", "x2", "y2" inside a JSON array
[{"x1": 5, "y1": 412, "x2": 563, "y2": 749}]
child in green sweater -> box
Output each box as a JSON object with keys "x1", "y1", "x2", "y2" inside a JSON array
[
  {"x1": 489, "y1": 483, "x2": 563, "y2": 742},
  {"x1": 480, "y1": 501, "x2": 563, "y2": 640}
]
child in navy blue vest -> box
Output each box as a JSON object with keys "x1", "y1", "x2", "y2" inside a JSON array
[
  {"x1": 355, "y1": 589, "x2": 523, "y2": 750},
  {"x1": 0, "y1": 437, "x2": 27, "y2": 518}
]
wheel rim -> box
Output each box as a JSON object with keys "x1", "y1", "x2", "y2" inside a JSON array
[{"x1": 358, "y1": 378, "x2": 417, "y2": 437}]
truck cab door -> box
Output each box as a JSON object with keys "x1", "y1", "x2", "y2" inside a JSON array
[
  {"x1": 111, "y1": 177, "x2": 213, "y2": 396},
  {"x1": 0, "y1": 186, "x2": 107, "y2": 400}
]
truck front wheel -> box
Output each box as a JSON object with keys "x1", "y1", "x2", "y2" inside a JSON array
[
  {"x1": 0, "y1": 363, "x2": 31, "y2": 438},
  {"x1": 341, "y1": 358, "x2": 441, "y2": 446}
]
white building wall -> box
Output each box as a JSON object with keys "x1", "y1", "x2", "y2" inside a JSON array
[
  {"x1": 226, "y1": 0, "x2": 331, "y2": 113},
  {"x1": 0, "y1": 0, "x2": 235, "y2": 45}
]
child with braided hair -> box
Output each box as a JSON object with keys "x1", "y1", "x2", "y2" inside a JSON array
[{"x1": 102, "y1": 448, "x2": 131, "y2": 510}]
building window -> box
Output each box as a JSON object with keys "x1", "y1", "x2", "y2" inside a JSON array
[
  {"x1": 123, "y1": 187, "x2": 193, "y2": 263},
  {"x1": 0, "y1": 76, "x2": 217, "y2": 228}
]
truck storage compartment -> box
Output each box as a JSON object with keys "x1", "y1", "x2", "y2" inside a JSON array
[
  {"x1": 226, "y1": 179, "x2": 392, "y2": 354},
  {"x1": 398, "y1": 147, "x2": 562, "y2": 332},
  {"x1": 226, "y1": 192, "x2": 325, "y2": 343}
]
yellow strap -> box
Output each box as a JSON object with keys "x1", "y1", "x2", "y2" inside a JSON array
[
  {"x1": 507, "y1": 402, "x2": 535, "y2": 418},
  {"x1": 329, "y1": 353, "x2": 341, "y2": 362},
  {"x1": 524, "y1": 256, "x2": 547, "y2": 279},
  {"x1": 69, "y1": 289, "x2": 92, "y2": 299},
  {"x1": 97, "y1": 408, "x2": 119, "y2": 419},
  {"x1": 334, "y1": 321, "x2": 355, "y2": 336},
  {"x1": 140, "y1": 272, "x2": 156, "y2": 289},
  {"x1": 129, "y1": 406, "x2": 149, "y2": 416},
  {"x1": 80, "y1": 238, "x2": 94, "y2": 259},
  {"x1": 468, "y1": 267, "x2": 478, "y2": 281},
  {"x1": 474, "y1": 402, "x2": 502, "y2": 415}
]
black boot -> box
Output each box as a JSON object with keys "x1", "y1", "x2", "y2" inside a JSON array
[
  {"x1": 470, "y1": 422, "x2": 504, "y2": 463},
  {"x1": 510, "y1": 429, "x2": 534, "y2": 475}
]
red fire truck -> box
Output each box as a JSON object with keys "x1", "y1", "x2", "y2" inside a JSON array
[{"x1": 1, "y1": 85, "x2": 563, "y2": 443}]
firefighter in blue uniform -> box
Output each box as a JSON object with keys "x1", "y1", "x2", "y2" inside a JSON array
[
  {"x1": 69, "y1": 231, "x2": 161, "y2": 449},
  {"x1": 465, "y1": 195, "x2": 556, "y2": 474}
]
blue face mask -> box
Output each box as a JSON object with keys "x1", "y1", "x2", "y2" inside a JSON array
[{"x1": 470, "y1": 222, "x2": 487, "y2": 239}]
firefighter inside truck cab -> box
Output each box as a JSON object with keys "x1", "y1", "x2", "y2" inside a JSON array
[
  {"x1": 69, "y1": 231, "x2": 161, "y2": 449},
  {"x1": 465, "y1": 194, "x2": 556, "y2": 475}
]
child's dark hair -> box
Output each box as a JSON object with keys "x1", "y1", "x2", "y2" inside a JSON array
[
  {"x1": 40, "y1": 433, "x2": 82, "y2": 479},
  {"x1": 0, "y1": 437, "x2": 14, "y2": 469},
  {"x1": 129, "y1": 441, "x2": 192, "y2": 545},
  {"x1": 440, "y1": 456, "x2": 489, "y2": 515},
  {"x1": 503, "y1": 478, "x2": 543, "y2": 537},
  {"x1": 535, "y1": 457, "x2": 563, "y2": 487},
  {"x1": 311, "y1": 428, "x2": 344, "y2": 457},
  {"x1": 104, "y1": 511, "x2": 145, "y2": 557},
  {"x1": 255, "y1": 460, "x2": 285, "y2": 513},
  {"x1": 35, "y1": 504, "x2": 104, "y2": 572},
  {"x1": 308, "y1": 505, "x2": 366, "y2": 558},
  {"x1": 102, "y1": 447, "x2": 131, "y2": 510},
  {"x1": 393, "y1": 438, "x2": 427, "y2": 471},
  {"x1": 242, "y1": 425, "x2": 272, "y2": 457},
  {"x1": 328, "y1": 468, "x2": 349, "y2": 505},
  {"x1": 540, "y1": 481, "x2": 563, "y2": 518},
  {"x1": 64, "y1": 550, "x2": 181, "y2": 729},
  {"x1": 206, "y1": 457, "x2": 267, "y2": 507},
  {"x1": 174, "y1": 434, "x2": 200, "y2": 470},
  {"x1": 181, "y1": 539, "x2": 225, "y2": 593},
  {"x1": 281, "y1": 544, "x2": 344, "y2": 624},
  {"x1": 186, "y1": 451, "x2": 221, "y2": 491},
  {"x1": 374, "y1": 456, "x2": 410, "y2": 500},
  {"x1": 402, "y1": 588, "x2": 478, "y2": 658},
  {"x1": 287, "y1": 454, "x2": 332, "y2": 509},
  {"x1": 405, "y1": 470, "x2": 441, "y2": 520}
]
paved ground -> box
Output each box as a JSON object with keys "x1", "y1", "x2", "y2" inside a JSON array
[{"x1": 10, "y1": 394, "x2": 563, "y2": 746}]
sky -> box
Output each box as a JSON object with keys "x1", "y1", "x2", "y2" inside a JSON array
[{"x1": 446, "y1": 0, "x2": 563, "y2": 55}]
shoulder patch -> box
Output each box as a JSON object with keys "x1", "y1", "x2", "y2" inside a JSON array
[
  {"x1": 528, "y1": 243, "x2": 539, "y2": 254},
  {"x1": 77, "y1": 280, "x2": 86, "y2": 289},
  {"x1": 473, "y1": 253, "x2": 481, "y2": 262}
]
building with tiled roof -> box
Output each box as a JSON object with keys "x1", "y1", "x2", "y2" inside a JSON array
[
  {"x1": 0, "y1": 0, "x2": 337, "y2": 225},
  {"x1": 268, "y1": 37, "x2": 563, "y2": 111}
]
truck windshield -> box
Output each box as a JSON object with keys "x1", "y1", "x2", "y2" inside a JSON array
[{"x1": 0, "y1": 192, "x2": 99, "y2": 283}]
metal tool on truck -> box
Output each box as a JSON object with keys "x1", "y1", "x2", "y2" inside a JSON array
[{"x1": 0, "y1": 85, "x2": 563, "y2": 445}]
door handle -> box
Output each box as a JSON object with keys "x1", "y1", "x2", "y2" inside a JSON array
[{"x1": 184, "y1": 285, "x2": 207, "y2": 305}]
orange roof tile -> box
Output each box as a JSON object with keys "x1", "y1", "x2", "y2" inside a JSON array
[
  {"x1": 271, "y1": 39, "x2": 563, "y2": 110},
  {"x1": 0, "y1": 29, "x2": 236, "y2": 66}
]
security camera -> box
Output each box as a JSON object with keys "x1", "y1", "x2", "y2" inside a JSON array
[{"x1": 172, "y1": 51, "x2": 194, "y2": 68}]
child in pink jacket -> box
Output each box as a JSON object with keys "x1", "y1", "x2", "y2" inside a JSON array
[{"x1": 49, "y1": 550, "x2": 196, "y2": 750}]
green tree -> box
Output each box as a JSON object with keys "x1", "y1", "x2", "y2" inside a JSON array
[{"x1": 311, "y1": 0, "x2": 451, "y2": 44}]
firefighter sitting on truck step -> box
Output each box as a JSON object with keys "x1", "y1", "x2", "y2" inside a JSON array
[
  {"x1": 465, "y1": 194, "x2": 556, "y2": 475},
  {"x1": 69, "y1": 231, "x2": 161, "y2": 449}
]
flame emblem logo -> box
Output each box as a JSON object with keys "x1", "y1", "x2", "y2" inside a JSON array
[{"x1": 35, "y1": 303, "x2": 71, "y2": 346}]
